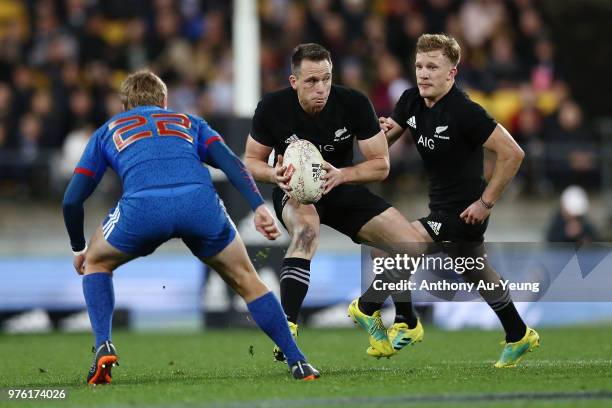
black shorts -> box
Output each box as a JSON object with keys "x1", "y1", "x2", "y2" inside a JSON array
[
  {"x1": 419, "y1": 210, "x2": 489, "y2": 243},
  {"x1": 272, "y1": 184, "x2": 391, "y2": 243}
]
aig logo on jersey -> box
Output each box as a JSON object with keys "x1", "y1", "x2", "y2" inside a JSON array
[
  {"x1": 417, "y1": 134, "x2": 435, "y2": 150},
  {"x1": 417, "y1": 125, "x2": 449, "y2": 150}
]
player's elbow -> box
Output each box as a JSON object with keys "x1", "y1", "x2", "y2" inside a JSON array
[
  {"x1": 243, "y1": 156, "x2": 257, "y2": 173},
  {"x1": 511, "y1": 144, "x2": 525, "y2": 165},
  {"x1": 376, "y1": 156, "x2": 390, "y2": 180},
  {"x1": 62, "y1": 195, "x2": 80, "y2": 213}
]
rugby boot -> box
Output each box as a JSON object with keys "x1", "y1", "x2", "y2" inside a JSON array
[
  {"x1": 495, "y1": 327, "x2": 540, "y2": 368},
  {"x1": 87, "y1": 341, "x2": 119, "y2": 385},
  {"x1": 348, "y1": 299, "x2": 395, "y2": 358}
]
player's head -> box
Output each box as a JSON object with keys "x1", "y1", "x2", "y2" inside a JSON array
[
  {"x1": 415, "y1": 34, "x2": 460, "y2": 101},
  {"x1": 119, "y1": 70, "x2": 168, "y2": 111},
  {"x1": 289, "y1": 43, "x2": 332, "y2": 114}
]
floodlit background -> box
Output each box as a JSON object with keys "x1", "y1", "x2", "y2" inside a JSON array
[{"x1": 1, "y1": 0, "x2": 611, "y2": 334}]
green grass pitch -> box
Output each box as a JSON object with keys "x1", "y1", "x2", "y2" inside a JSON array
[{"x1": 1, "y1": 325, "x2": 612, "y2": 407}]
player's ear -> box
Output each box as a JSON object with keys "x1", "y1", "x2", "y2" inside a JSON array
[
  {"x1": 448, "y1": 66, "x2": 458, "y2": 81},
  {"x1": 289, "y1": 74, "x2": 298, "y2": 90}
]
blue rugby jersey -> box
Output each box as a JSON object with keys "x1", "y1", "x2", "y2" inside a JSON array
[
  {"x1": 64, "y1": 105, "x2": 264, "y2": 252},
  {"x1": 75, "y1": 105, "x2": 221, "y2": 196}
]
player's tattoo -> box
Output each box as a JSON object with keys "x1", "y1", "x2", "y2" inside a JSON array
[{"x1": 294, "y1": 225, "x2": 317, "y2": 253}]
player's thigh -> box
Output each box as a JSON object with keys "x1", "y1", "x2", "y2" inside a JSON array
[
  {"x1": 411, "y1": 220, "x2": 435, "y2": 243},
  {"x1": 357, "y1": 207, "x2": 430, "y2": 253},
  {"x1": 85, "y1": 226, "x2": 138, "y2": 274}
]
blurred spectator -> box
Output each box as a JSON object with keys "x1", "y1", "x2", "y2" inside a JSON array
[
  {"x1": 516, "y1": 7, "x2": 546, "y2": 68},
  {"x1": 511, "y1": 86, "x2": 546, "y2": 193},
  {"x1": 546, "y1": 185, "x2": 599, "y2": 243},
  {"x1": 370, "y1": 53, "x2": 411, "y2": 116},
  {"x1": 483, "y1": 35, "x2": 525, "y2": 91},
  {"x1": 68, "y1": 88, "x2": 94, "y2": 130},
  {"x1": 339, "y1": 58, "x2": 368, "y2": 94},
  {"x1": 543, "y1": 100, "x2": 599, "y2": 190},
  {"x1": 460, "y1": 0, "x2": 505, "y2": 48},
  {"x1": 31, "y1": 89, "x2": 64, "y2": 147},
  {"x1": 11, "y1": 65, "x2": 35, "y2": 119},
  {"x1": 530, "y1": 37, "x2": 558, "y2": 91}
]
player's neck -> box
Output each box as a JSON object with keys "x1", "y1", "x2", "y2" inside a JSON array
[{"x1": 424, "y1": 81, "x2": 454, "y2": 108}]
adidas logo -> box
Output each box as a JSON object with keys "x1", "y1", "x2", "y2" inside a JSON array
[
  {"x1": 312, "y1": 163, "x2": 322, "y2": 181},
  {"x1": 407, "y1": 116, "x2": 417, "y2": 129},
  {"x1": 406, "y1": 116, "x2": 416, "y2": 129},
  {"x1": 285, "y1": 134, "x2": 299, "y2": 144},
  {"x1": 427, "y1": 221, "x2": 442, "y2": 235}
]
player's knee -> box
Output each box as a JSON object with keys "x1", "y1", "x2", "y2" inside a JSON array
[
  {"x1": 84, "y1": 252, "x2": 115, "y2": 273},
  {"x1": 292, "y1": 223, "x2": 319, "y2": 253}
]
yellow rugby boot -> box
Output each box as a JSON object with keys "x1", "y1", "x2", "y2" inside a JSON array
[{"x1": 348, "y1": 299, "x2": 395, "y2": 358}]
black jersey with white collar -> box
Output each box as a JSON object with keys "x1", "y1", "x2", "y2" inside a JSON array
[
  {"x1": 251, "y1": 85, "x2": 381, "y2": 168},
  {"x1": 391, "y1": 84, "x2": 497, "y2": 212}
]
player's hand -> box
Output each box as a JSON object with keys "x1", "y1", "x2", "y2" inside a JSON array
[
  {"x1": 254, "y1": 204, "x2": 281, "y2": 240},
  {"x1": 460, "y1": 200, "x2": 491, "y2": 225},
  {"x1": 273, "y1": 154, "x2": 292, "y2": 193},
  {"x1": 379, "y1": 116, "x2": 395, "y2": 134},
  {"x1": 73, "y1": 253, "x2": 86, "y2": 275},
  {"x1": 321, "y1": 162, "x2": 345, "y2": 194}
]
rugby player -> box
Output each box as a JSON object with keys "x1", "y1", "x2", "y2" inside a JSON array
[
  {"x1": 62, "y1": 70, "x2": 320, "y2": 383},
  {"x1": 244, "y1": 43, "x2": 425, "y2": 360},
  {"x1": 359, "y1": 34, "x2": 540, "y2": 367}
]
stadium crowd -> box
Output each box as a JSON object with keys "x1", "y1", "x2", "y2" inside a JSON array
[{"x1": 0, "y1": 0, "x2": 602, "y2": 199}]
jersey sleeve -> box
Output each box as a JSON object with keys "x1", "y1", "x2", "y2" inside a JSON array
[
  {"x1": 349, "y1": 89, "x2": 381, "y2": 140},
  {"x1": 391, "y1": 89, "x2": 412, "y2": 129},
  {"x1": 250, "y1": 99, "x2": 275, "y2": 147},
  {"x1": 74, "y1": 127, "x2": 108, "y2": 182},
  {"x1": 456, "y1": 97, "x2": 497, "y2": 145},
  {"x1": 194, "y1": 117, "x2": 223, "y2": 164}
]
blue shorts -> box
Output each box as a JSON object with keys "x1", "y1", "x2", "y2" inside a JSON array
[{"x1": 102, "y1": 184, "x2": 236, "y2": 258}]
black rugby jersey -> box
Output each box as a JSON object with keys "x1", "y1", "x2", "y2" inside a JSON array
[
  {"x1": 391, "y1": 84, "x2": 497, "y2": 212},
  {"x1": 251, "y1": 85, "x2": 381, "y2": 168}
]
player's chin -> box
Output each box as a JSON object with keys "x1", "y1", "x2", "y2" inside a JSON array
[{"x1": 418, "y1": 87, "x2": 432, "y2": 97}]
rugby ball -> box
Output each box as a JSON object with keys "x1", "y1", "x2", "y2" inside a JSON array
[{"x1": 283, "y1": 140, "x2": 326, "y2": 204}]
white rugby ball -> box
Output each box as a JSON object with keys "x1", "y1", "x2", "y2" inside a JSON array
[{"x1": 283, "y1": 140, "x2": 326, "y2": 204}]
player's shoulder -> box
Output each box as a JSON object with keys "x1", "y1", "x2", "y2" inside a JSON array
[
  {"x1": 396, "y1": 87, "x2": 420, "y2": 107},
  {"x1": 447, "y1": 84, "x2": 483, "y2": 110},
  {"x1": 258, "y1": 87, "x2": 295, "y2": 110},
  {"x1": 331, "y1": 84, "x2": 370, "y2": 105}
]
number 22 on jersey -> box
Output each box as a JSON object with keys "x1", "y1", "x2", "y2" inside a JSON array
[{"x1": 109, "y1": 113, "x2": 193, "y2": 152}]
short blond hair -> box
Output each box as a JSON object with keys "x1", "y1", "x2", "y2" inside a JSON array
[
  {"x1": 119, "y1": 70, "x2": 167, "y2": 110},
  {"x1": 416, "y1": 34, "x2": 461, "y2": 67}
]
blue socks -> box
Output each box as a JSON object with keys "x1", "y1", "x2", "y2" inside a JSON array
[
  {"x1": 247, "y1": 292, "x2": 305, "y2": 366},
  {"x1": 82, "y1": 273, "x2": 115, "y2": 348}
]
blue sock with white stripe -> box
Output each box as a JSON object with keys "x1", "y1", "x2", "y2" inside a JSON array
[
  {"x1": 247, "y1": 291, "x2": 305, "y2": 366},
  {"x1": 83, "y1": 272, "x2": 115, "y2": 348}
]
